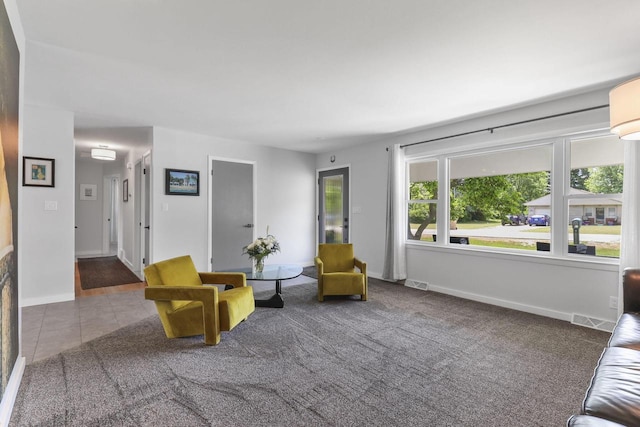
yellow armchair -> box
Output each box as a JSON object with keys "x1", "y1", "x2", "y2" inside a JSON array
[
  {"x1": 144, "y1": 255, "x2": 255, "y2": 345},
  {"x1": 314, "y1": 243, "x2": 367, "y2": 302}
]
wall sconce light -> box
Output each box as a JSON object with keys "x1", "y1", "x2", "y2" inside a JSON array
[
  {"x1": 91, "y1": 148, "x2": 116, "y2": 161},
  {"x1": 330, "y1": 155, "x2": 336, "y2": 163},
  {"x1": 610, "y1": 76, "x2": 640, "y2": 140}
]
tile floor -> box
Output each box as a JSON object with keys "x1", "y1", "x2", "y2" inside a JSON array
[{"x1": 21, "y1": 274, "x2": 314, "y2": 365}]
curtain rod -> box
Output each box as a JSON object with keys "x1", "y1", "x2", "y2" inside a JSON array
[{"x1": 399, "y1": 104, "x2": 609, "y2": 149}]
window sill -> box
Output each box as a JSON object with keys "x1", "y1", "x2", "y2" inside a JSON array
[{"x1": 405, "y1": 240, "x2": 619, "y2": 272}]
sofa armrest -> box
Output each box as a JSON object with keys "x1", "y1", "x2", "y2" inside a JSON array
[
  {"x1": 199, "y1": 272, "x2": 246, "y2": 288},
  {"x1": 623, "y1": 268, "x2": 640, "y2": 313}
]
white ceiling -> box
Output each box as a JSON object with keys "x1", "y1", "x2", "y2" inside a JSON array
[{"x1": 15, "y1": 0, "x2": 640, "y2": 154}]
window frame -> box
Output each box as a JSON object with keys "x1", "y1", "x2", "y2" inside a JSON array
[{"x1": 404, "y1": 129, "x2": 620, "y2": 265}]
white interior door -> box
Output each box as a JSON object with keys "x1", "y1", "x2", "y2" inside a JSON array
[
  {"x1": 210, "y1": 158, "x2": 255, "y2": 271},
  {"x1": 139, "y1": 152, "x2": 152, "y2": 269},
  {"x1": 102, "y1": 175, "x2": 119, "y2": 256}
]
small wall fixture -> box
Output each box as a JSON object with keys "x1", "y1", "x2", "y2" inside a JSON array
[
  {"x1": 91, "y1": 148, "x2": 116, "y2": 161},
  {"x1": 610, "y1": 76, "x2": 640, "y2": 140}
]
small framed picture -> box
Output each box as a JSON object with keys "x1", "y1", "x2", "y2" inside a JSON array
[
  {"x1": 79, "y1": 184, "x2": 97, "y2": 201},
  {"x1": 123, "y1": 179, "x2": 129, "y2": 202},
  {"x1": 23, "y1": 156, "x2": 55, "y2": 187},
  {"x1": 165, "y1": 168, "x2": 200, "y2": 196}
]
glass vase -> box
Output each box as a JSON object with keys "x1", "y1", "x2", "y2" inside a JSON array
[{"x1": 254, "y1": 257, "x2": 265, "y2": 274}]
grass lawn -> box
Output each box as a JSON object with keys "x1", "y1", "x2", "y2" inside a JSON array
[
  {"x1": 522, "y1": 225, "x2": 620, "y2": 235},
  {"x1": 411, "y1": 220, "x2": 502, "y2": 230},
  {"x1": 418, "y1": 235, "x2": 620, "y2": 258}
]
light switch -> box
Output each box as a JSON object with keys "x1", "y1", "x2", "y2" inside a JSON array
[
  {"x1": 162, "y1": 203, "x2": 169, "y2": 212},
  {"x1": 352, "y1": 206, "x2": 362, "y2": 214},
  {"x1": 44, "y1": 201, "x2": 58, "y2": 211}
]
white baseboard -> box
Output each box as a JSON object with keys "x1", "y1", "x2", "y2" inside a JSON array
[
  {"x1": 75, "y1": 250, "x2": 103, "y2": 258},
  {"x1": 20, "y1": 292, "x2": 75, "y2": 308},
  {"x1": 0, "y1": 356, "x2": 25, "y2": 426},
  {"x1": 407, "y1": 280, "x2": 572, "y2": 323}
]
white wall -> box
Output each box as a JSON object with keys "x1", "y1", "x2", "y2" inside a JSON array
[
  {"x1": 151, "y1": 127, "x2": 316, "y2": 271},
  {"x1": 317, "y1": 86, "x2": 622, "y2": 324},
  {"x1": 20, "y1": 104, "x2": 75, "y2": 306}
]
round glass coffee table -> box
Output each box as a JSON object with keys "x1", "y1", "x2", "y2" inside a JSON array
[{"x1": 227, "y1": 264, "x2": 303, "y2": 308}]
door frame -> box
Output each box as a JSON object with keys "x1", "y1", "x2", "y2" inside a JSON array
[
  {"x1": 207, "y1": 155, "x2": 257, "y2": 272},
  {"x1": 136, "y1": 150, "x2": 152, "y2": 273},
  {"x1": 316, "y1": 164, "x2": 351, "y2": 245},
  {"x1": 102, "y1": 174, "x2": 121, "y2": 256}
]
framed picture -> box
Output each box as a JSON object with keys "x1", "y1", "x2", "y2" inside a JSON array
[
  {"x1": 22, "y1": 156, "x2": 55, "y2": 187},
  {"x1": 123, "y1": 179, "x2": 129, "y2": 202},
  {"x1": 165, "y1": 168, "x2": 200, "y2": 196},
  {"x1": 79, "y1": 184, "x2": 97, "y2": 201}
]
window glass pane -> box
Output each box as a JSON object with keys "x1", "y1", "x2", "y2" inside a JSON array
[
  {"x1": 449, "y1": 145, "x2": 552, "y2": 251},
  {"x1": 323, "y1": 175, "x2": 343, "y2": 243},
  {"x1": 569, "y1": 135, "x2": 622, "y2": 258},
  {"x1": 408, "y1": 160, "x2": 437, "y2": 241}
]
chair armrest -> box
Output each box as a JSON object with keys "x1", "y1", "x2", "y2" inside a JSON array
[
  {"x1": 145, "y1": 285, "x2": 218, "y2": 303},
  {"x1": 354, "y1": 257, "x2": 367, "y2": 275},
  {"x1": 623, "y1": 268, "x2": 640, "y2": 313},
  {"x1": 314, "y1": 257, "x2": 324, "y2": 275},
  {"x1": 145, "y1": 286, "x2": 221, "y2": 345},
  {"x1": 199, "y1": 272, "x2": 246, "y2": 288}
]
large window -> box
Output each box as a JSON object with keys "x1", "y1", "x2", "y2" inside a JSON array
[
  {"x1": 448, "y1": 145, "x2": 552, "y2": 251},
  {"x1": 406, "y1": 131, "x2": 623, "y2": 260},
  {"x1": 567, "y1": 134, "x2": 623, "y2": 258}
]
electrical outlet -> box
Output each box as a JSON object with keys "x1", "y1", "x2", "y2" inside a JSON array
[{"x1": 609, "y1": 296, "x2": 619, "y2": 309}]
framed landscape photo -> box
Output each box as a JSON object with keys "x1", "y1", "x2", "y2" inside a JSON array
[
  {"x1": 23, "y1": 156, "x2": 55, "y2": 187},
  {"x1": 165, "y1": 168, "x2": 200, "y2": 196}
]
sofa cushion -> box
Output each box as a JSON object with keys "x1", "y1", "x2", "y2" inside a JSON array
[
  {"x1": 583, "y1": 347, "x2": 640, "y2": 426},
  {"x1": 608, "y1": 313, "x2": 640, "y2": 350},
  {"x1": 567, "y1": 414, "x2": 626, "y2": 426}
]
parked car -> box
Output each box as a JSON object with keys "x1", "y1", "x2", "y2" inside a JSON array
[
  {"x1": 502, "y1": 214, "x2": 523, "y2": 226},
  {"x1": 528, "y1": 214, "x2": 550, "y2": 226}
]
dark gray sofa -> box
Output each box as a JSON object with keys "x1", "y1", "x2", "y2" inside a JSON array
[{"x1": 567, "y1": 268, "x2": 640, "y2": 427}]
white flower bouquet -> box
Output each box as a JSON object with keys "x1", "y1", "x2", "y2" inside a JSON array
[{"x1": 243, "y1": 228, "x2": 280, "y2": 272}]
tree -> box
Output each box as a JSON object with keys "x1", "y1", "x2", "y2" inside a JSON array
[
  {"x1": 451, "y1": 176, "x2": 521, "y2": 221},
  {"x1": 408, "y1": 181, "x2": 437, "y2": 240},
  {"x1": 508, "y1": 172, "x2": 549, "y2": 204},
  {"x1": 571, "y1": 168, "x2": 590, "y2": 190},
  {"x1": 585, "y1": 165, "x2": 623, "y2": 194}
]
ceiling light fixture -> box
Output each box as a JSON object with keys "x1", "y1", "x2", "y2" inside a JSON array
[
  {"x1": 610, "y1": 76, "x2": 640, "y2": 140},
  {"x1": 91, "y1": 148, "x2": 116, "y2": 161}
]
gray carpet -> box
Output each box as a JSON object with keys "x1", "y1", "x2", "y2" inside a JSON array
[{"x1": 10, "y1": 279, "x2": 609, "y2": 426}]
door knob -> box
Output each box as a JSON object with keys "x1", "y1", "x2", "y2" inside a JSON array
[{"x1": 243, "y1": 224, "x2": 253, "y2": 228}]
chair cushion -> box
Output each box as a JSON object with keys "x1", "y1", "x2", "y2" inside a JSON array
[
  {"x1": 218, "y1": 286, "x2": 255, "y2": 331},
  {"x1": 322, "y1": 272, "x2": 364, "y2": 296},
  {"x1": 318, "y1": 244, "x2": 355, "y2": 273},
  {"x1": 582, "y1": 347, "x2": 640, "y2": 426},
  {"x1": 608, "y1": 313, "x2": 640, "y2": 350},
  {"x1": 153, "y1": 255, "x2": 203, "y2": 287},
  {"x1": 153, "y1": 255, "x2": 203, "y2": 310}
]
